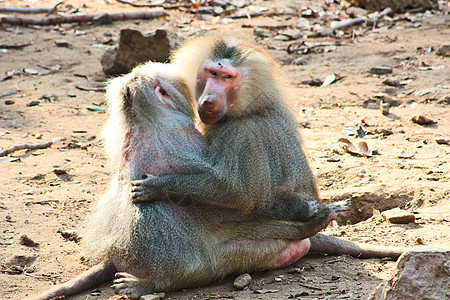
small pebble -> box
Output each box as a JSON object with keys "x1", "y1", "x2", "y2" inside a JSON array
[
  {"x1": 55, "y1": 39, "x2": 71, "y2": 48},
  {"x1": 27, "y1": 100, "x2": 40, "y2": 107},
  {"x1": 234, "y1": 273, "x2": 252, "y2": 289},
  {"x1": 19, "y1": 234, "x2": 39, "y2": 247},
  {"x1": 57, "y1": 229, "x2": 81, "y2": 242},
  {"x1": 139, "y1": 292, "x2": 165, "y2": 300},
  {"x1": 411, "y1": 115, "x2": 436, "y2": 125},
  {"x1": 292, "y1": 57, "x2": 308, "y2": 65},
  {"x1": 5, "y1": 99, "x2": 14, "y2": 105},
  {"x1": 437, "y1": 95, "x2": 450, "y2": 105},
  {"x1": 370, "y1": 66, "x2": 393, "y2": 75},
  {"x1": 53, "y1": 168, "x2": 68, "y2": 175},
  {"x1": 21, "y1": 189, "x2": 36, "y2": 195},
  {"x1": 383, "y1": 78, "x2": 401, "y2": 87},
  {"x1": 380, "y1": 103, "x2": 390, "y2": 115},
  {"x1": 254, "y1": 27, "x2": 270, "y2": 38},
  {"x1": 381, "y1": 208, "x2": 415, "y2": 224},
  {"x1": 436, "y1": 44, "x2": 450, "y2": 57},
  {"x1": 279, "y1": 29, "x2": 302, "y2": 40},
  {"x1": 41, "y1": 93, "x2": 58, "y2": 102}
]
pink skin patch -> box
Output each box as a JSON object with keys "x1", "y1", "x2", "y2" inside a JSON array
[
  {"x1": 197, "y1": 60, "x2": 242, "y2": 124},
  {"x1": 273, "y1": 238, "x2": 311, "y2": 268},
  {"x1": 115, "y1": 261, "x2": 151, "y2": 278}
]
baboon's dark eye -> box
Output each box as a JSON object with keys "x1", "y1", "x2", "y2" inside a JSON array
[
  {"x1": 159, "y1": 87, "x2": 168, "y2": 96},
  {"x1": 209, "y1": 69, "x2": 218, "y2": 76}
]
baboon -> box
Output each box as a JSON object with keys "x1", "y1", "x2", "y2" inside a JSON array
[
  {"x1": 131, "y1": 37, "x2": 323, "y2": 222},
  {"x1": 130, "y1": 37, "x2": 407, "y2": 258},
  {"x1": 32, "y1": 62, "x2": 347, "y2": 300}
]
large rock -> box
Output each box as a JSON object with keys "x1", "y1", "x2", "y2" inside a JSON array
[
  {"x1": 368, "y1": 248, "x2": 450, "y2": 300},
  {"x1": 101, "y1": 28, "x2": 183, "y2": 76},
  {"x1": 346, "y1": 0, "x2": 434, "y2": 12}
]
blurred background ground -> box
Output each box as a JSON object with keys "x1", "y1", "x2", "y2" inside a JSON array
[{"x1": 0, "y1": 0, "x2": 449, "y2": 299}]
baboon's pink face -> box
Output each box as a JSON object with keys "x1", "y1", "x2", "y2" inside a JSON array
[{"x1": 195, "y1": 59, "x2": 241, "y2": 124}]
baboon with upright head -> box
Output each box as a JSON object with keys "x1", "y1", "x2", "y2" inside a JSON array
[
  {"x1": 131, "y1": 36, "x2": 407, "y2": 259},
  {"x1": 33, "y1": 62, "x2": 346, "y2": 300}
]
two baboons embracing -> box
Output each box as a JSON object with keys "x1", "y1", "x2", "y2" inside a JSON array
[{"x1": 34, "y1": 37, "x2": 405, "y2": 300}]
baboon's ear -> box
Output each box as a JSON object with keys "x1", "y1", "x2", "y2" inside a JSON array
[
  {"x1": 123, "y1": 87, "x2": 132, "y2": 107},
  {"x1": 122, "y1": 86, "x2": 133, "y2": 117}
]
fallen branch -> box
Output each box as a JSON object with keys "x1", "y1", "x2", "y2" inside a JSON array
[
  {"x1": 0, "y1": 7, "x2": 52, "y2": 14},
  {"x1": 0, "y1": 137, "x2": 66, "y2": 157},
  {"x1": 116, "y1": 0, "x2": 192, "y2": 9},
  {"x1": 298, "y1": 283, "x2": 323, "y2": 291},
  {"x1": 0, "y1": 42, "x2": 32, "y2": 49},
  {"x1": 24, "y1": 271, "x2": 55, "y2": 281},
  {"x1": 41, "y1": 103, "x2": 82, "y2": 110},
  {"x1": 313, "y1": 7, "x2": 393, "y2": 37},
  {"x1": 287, "y1": 41, "x2": 343, "y2": 54},
  {"x1": 242, "y1": 23, "x2": 293, "y2": 30},
  {"x1": 0, "y1": 2, "x2": 66, "y2": 16},
  {"x1": 75, "y1": 85, "x2": 105, "y2": 92},
  {"x1": 229, "y1": 11, "x2": 298, "y2": 19},
  {"x1": 0, "y1": 9, "x2": 166, "y2": 26},
  {"x1": 0, "y1": 268, "x2": 22, "y2": 274},
  {"x1": 25, "y1": 199, "x2": 60, "y2": 206}
]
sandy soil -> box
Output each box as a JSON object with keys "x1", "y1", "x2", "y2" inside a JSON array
[{"x1": 0, "y1": 0, "x2": 449, "y2": 299}]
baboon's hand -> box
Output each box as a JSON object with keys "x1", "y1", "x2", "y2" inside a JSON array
[
  {"x1": 329, "y1": 199, "x2": 350, "y2": 219},
  {"x1": 112, "y1": 272, "x2": 141, "y2": 299},
  {"x1": 308, "y1": 200, "x2": 319, "y2": 217},
  {"x1": 130, "y1": 174, "x2": 158, "y2": 203}
]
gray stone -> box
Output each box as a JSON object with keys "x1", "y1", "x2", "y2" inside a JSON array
[
  {"x1": 101, "y1": 29, "x2": 184, "y2": 76},
  {"x1": 380, "y1": 102, "x2": 390, "y2": 115},
  {"x1": 370, "y1": 66, "x2": 393, "y2": 75},
  {"x1": 19, "y1": 234, "x2": 39, "y2": 247},
  {"x1": 381, "y1": 208, "x2": 415, "y2": 224},
  {"x1": 210, "y1": 0, "x2": 227, "y2": 7},
  {"x1": 140, "y1": 292, "x2": 165, "y2": 300},
  {"x1": 383, "y1": 78, "x2": 401, "y2": 87},
  {"x1": 279, "y1": 29, "x2": 302, "y2": 40},
  {"x1": 234, "y1": 273, "x2": 252, "y2": 289},
  {"x1": 368, "y1": 248, "x2": 450, "y2": 300},
  {"x1": 437, "y1": 95, "x2": 450, "y2": 105},
  {"x1": 254, "y1": 27, "x2": 270, "y2": 38},
  {"x1": 436, "y1": 45, "x2": 450, "y2": 57},
  {"x1": 55, "y1": 39, "x2": 71, "y2": 48},
  {"x1": 27, "y1": 100, "x2": 40, "y2": 107}
]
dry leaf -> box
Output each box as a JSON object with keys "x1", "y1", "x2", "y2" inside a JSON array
[
  {"x1": 358, "y1": 141, "x2": 372, "y2": 157},
  {"x1": 435, "y1": 138, "x2": 450, "y2": 145},
  {"x1": 372, "y1": 206, "x2": 381, "y2": 216},
  {"x1": 321, "y1": 73, "x2": 336, "y2": 87},
  {"x1": 338, "y1": 138, "x2": 359, "y2": 155}
]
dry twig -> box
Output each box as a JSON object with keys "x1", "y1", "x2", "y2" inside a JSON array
[
  {"x1": 0, "y1": 9, "x2": 166, "y2": 26},
  {"x1": 312, "y1": 7, "x2": 393, "y2": 37},
  {"x1": 116, "y1": 0, "x2": 192, "y2": 9},
  {"x1": 230, "y1": 11, "x2": 298, "y2": 19},
  {"x1": 0, "y1": 7, "x2": 52, "y2": 14},
  {"x1": 75, "y1": 85, "x2": 105, "y2": 92},
  {"x1": 45, "y1": 1, "x2": 65, "y2": 16},
  {"x1": 0, "y1": 42, "x2": 33, "y2": 49},
  {"x1": 0, "y1": 268, "x2": 22, "y2": 274},
  {"x1": 0, "y1": 137, "x2": 66, "y2": 157}
]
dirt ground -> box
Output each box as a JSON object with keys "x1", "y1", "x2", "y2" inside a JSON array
[{"x1": 0, "y1": 0, "x2": 449, "y2": 299}]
